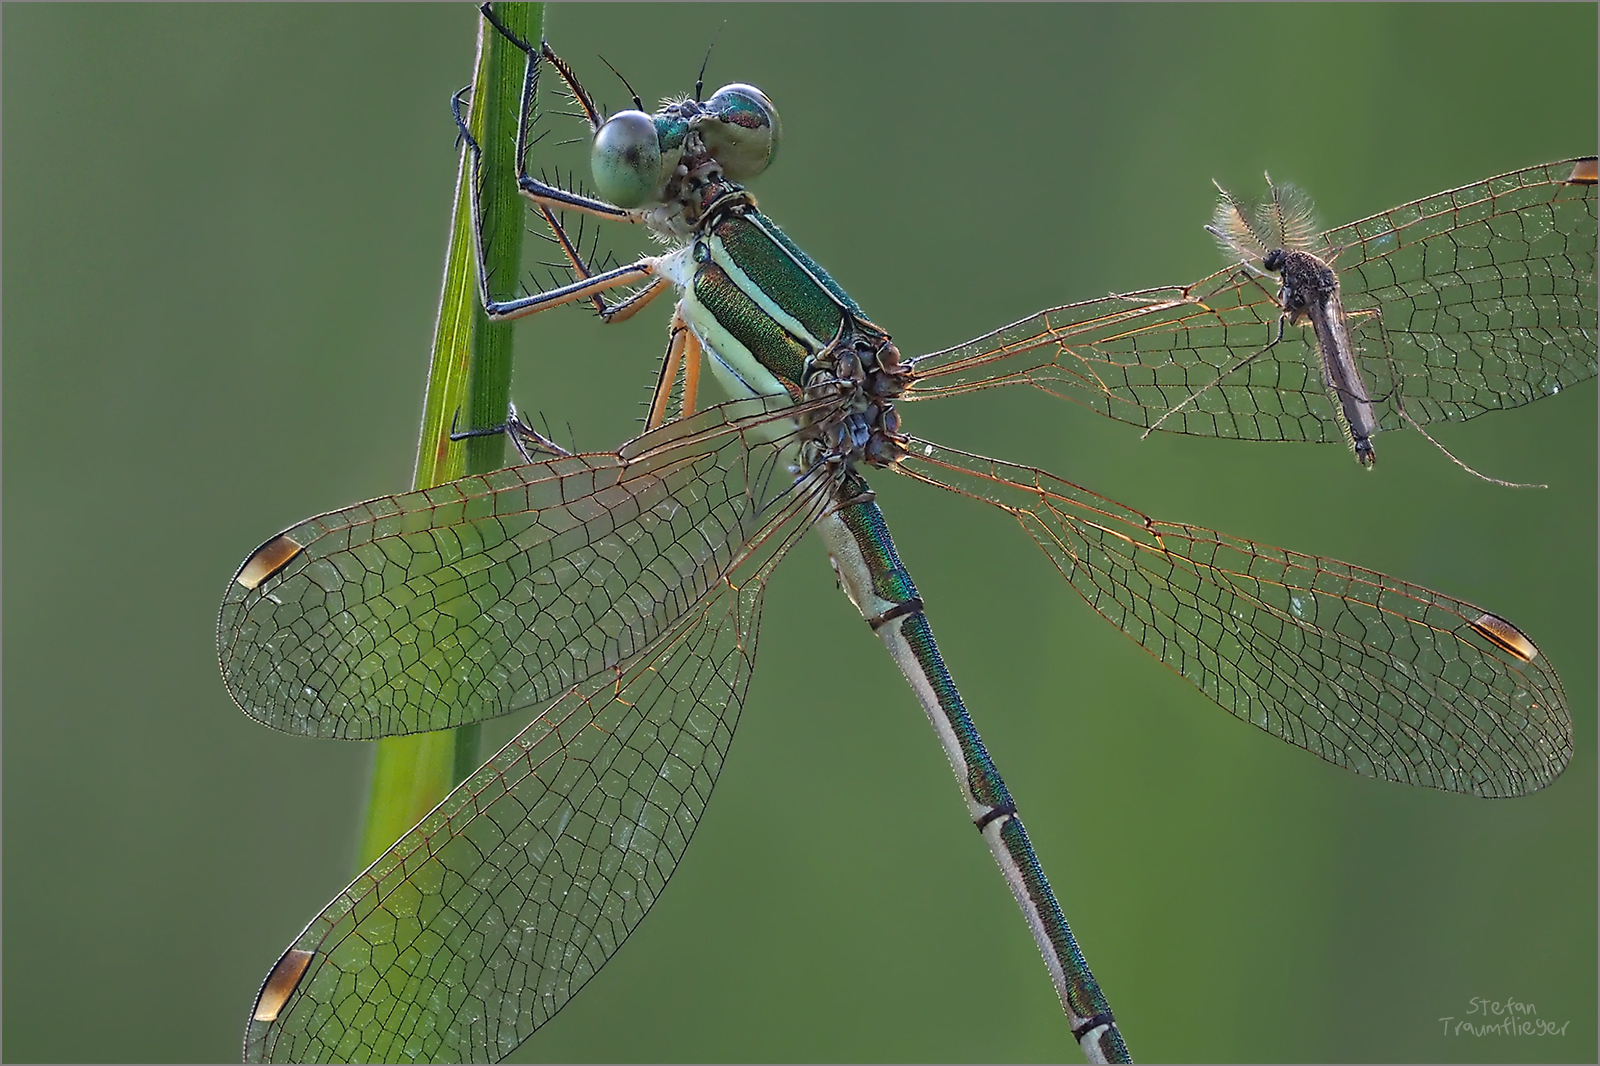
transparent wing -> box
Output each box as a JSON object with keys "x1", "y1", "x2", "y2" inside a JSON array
[
  {"x1": 897, "y1": 440, "x2": 1572, "y2": 798},
  {"x1": 907, "y1": 159, "x2": 1597, "y2": 444},
  {"x1": 219, "y1": 396, "x2": 822, "y2": 738},
  {"x1": 243, "y1": 560, "x2": 787, "y2": 1063},
  {"x1": 1326, "y1": 157, "x2": 1597, "y2": 425}
]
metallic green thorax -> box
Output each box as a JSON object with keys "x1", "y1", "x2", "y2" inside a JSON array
[{"x1": 683, "y1": 203, "x2": 869, "y2": 399}]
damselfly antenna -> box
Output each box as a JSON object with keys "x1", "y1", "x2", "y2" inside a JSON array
[
  {"x1": 694, "y1": 23, "x2": 726, "y2": 102},
  {"x1": 596, "y1": 54, "x2": 644, "y2": 113}
]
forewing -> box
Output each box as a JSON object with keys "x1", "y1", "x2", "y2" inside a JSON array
[
  {"x1": 219, "y1": 397, "x2": 813, "y2": 738},
  {"x1": 898, "y1": 440, "x2": 1572, "y2": 798}
]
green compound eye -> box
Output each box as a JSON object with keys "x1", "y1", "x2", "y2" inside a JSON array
[
  {"x1": 700, "y1": 83, "x2": 781, "y2": 181},
  {"x1": 591, "y1": 110, "x2": 662, "y2": 208}
]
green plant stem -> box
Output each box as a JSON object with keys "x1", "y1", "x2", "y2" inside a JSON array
[{"x1": 357, "y1": 1, "x2": 543, "y2": 870}]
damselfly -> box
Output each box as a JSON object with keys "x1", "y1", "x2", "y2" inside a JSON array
[{"x1": 220, "y1": 10, "x2": 1583, "y2": 1063}]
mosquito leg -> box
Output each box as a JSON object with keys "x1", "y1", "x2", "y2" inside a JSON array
[
  {"x1": 1344, "y1": 308, "x2": 1545, "y2": 487},
  {"x1": 1143, "y1": 267, "x2": 1285, "y2": 437},
  {"x1": 1144, "y1": 319, "x2": 1286, "y2": 438}
]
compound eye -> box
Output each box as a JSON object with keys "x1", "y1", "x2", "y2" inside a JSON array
[
  {"x1": 1262, "y1": 249, "x2": 1286, "y2": 273},
  {"x1": 701, "y1": 83, "x2": 781, "y2": 181},
  {"x1": 591, "y1": 110, "x2": 662, "y2": 208}
]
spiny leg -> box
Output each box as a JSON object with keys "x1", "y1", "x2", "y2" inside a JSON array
[
  {"x1": 458, "y1": 7, "x2": 677, "y2": 325},
  {"x1": 452, "y1": 84, "x2": 658, "y2": 322},
  {"x1": 535, "y1": 198, "x2": 674, "y2": 322},
  {"x1": 647, "y1": 319, "x2": 690, "y2": 430},
  {"x1": 478, "y1": 2, "x2": 629, "y2": 222},
  {"x1": 449, "y1": 403, "x2": 573, "y2": 463},
  {"x1": 647, "y1": 314, "x2": 707, "y2": 430}
]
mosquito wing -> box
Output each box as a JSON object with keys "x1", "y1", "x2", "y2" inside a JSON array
[{"x1": 897, "y1": 440, "x2": 1571, "y2": 798}]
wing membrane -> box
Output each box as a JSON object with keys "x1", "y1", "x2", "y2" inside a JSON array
[
  {"x1": 1327, "y1": 158, "x2": 1598, "y2": 424},
  {"x1": 243, "y1": 559, "x2": 786, "y2": 1063},
  {"x1": 219, "y1": 397, "x2": 821, "y2": 738},
  {"x1": 907, "y1": 159, "x2": 1597, "y2": 444},
  {"x1": 897, "y1": 441, "x2": 1572, "y2": 797}
]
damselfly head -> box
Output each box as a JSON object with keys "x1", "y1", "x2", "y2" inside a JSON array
[
  {"x1": 699, "y1": 83, "x2": 781, "y2": 180},
  {"x1": 589, "y1": 83, "x2": 781, "y2": 209},
  {"x1": 591, "y1": 110, "x2": 667, "y2": 208}
]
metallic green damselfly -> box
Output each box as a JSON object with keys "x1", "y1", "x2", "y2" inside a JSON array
[{"x1": 221, "y1": 10, "x2": 1589, "y2": 1062}]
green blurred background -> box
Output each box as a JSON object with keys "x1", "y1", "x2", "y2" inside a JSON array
[{"x1": 5, "y1": 4, "x2": 1595, "y2": 1062}]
